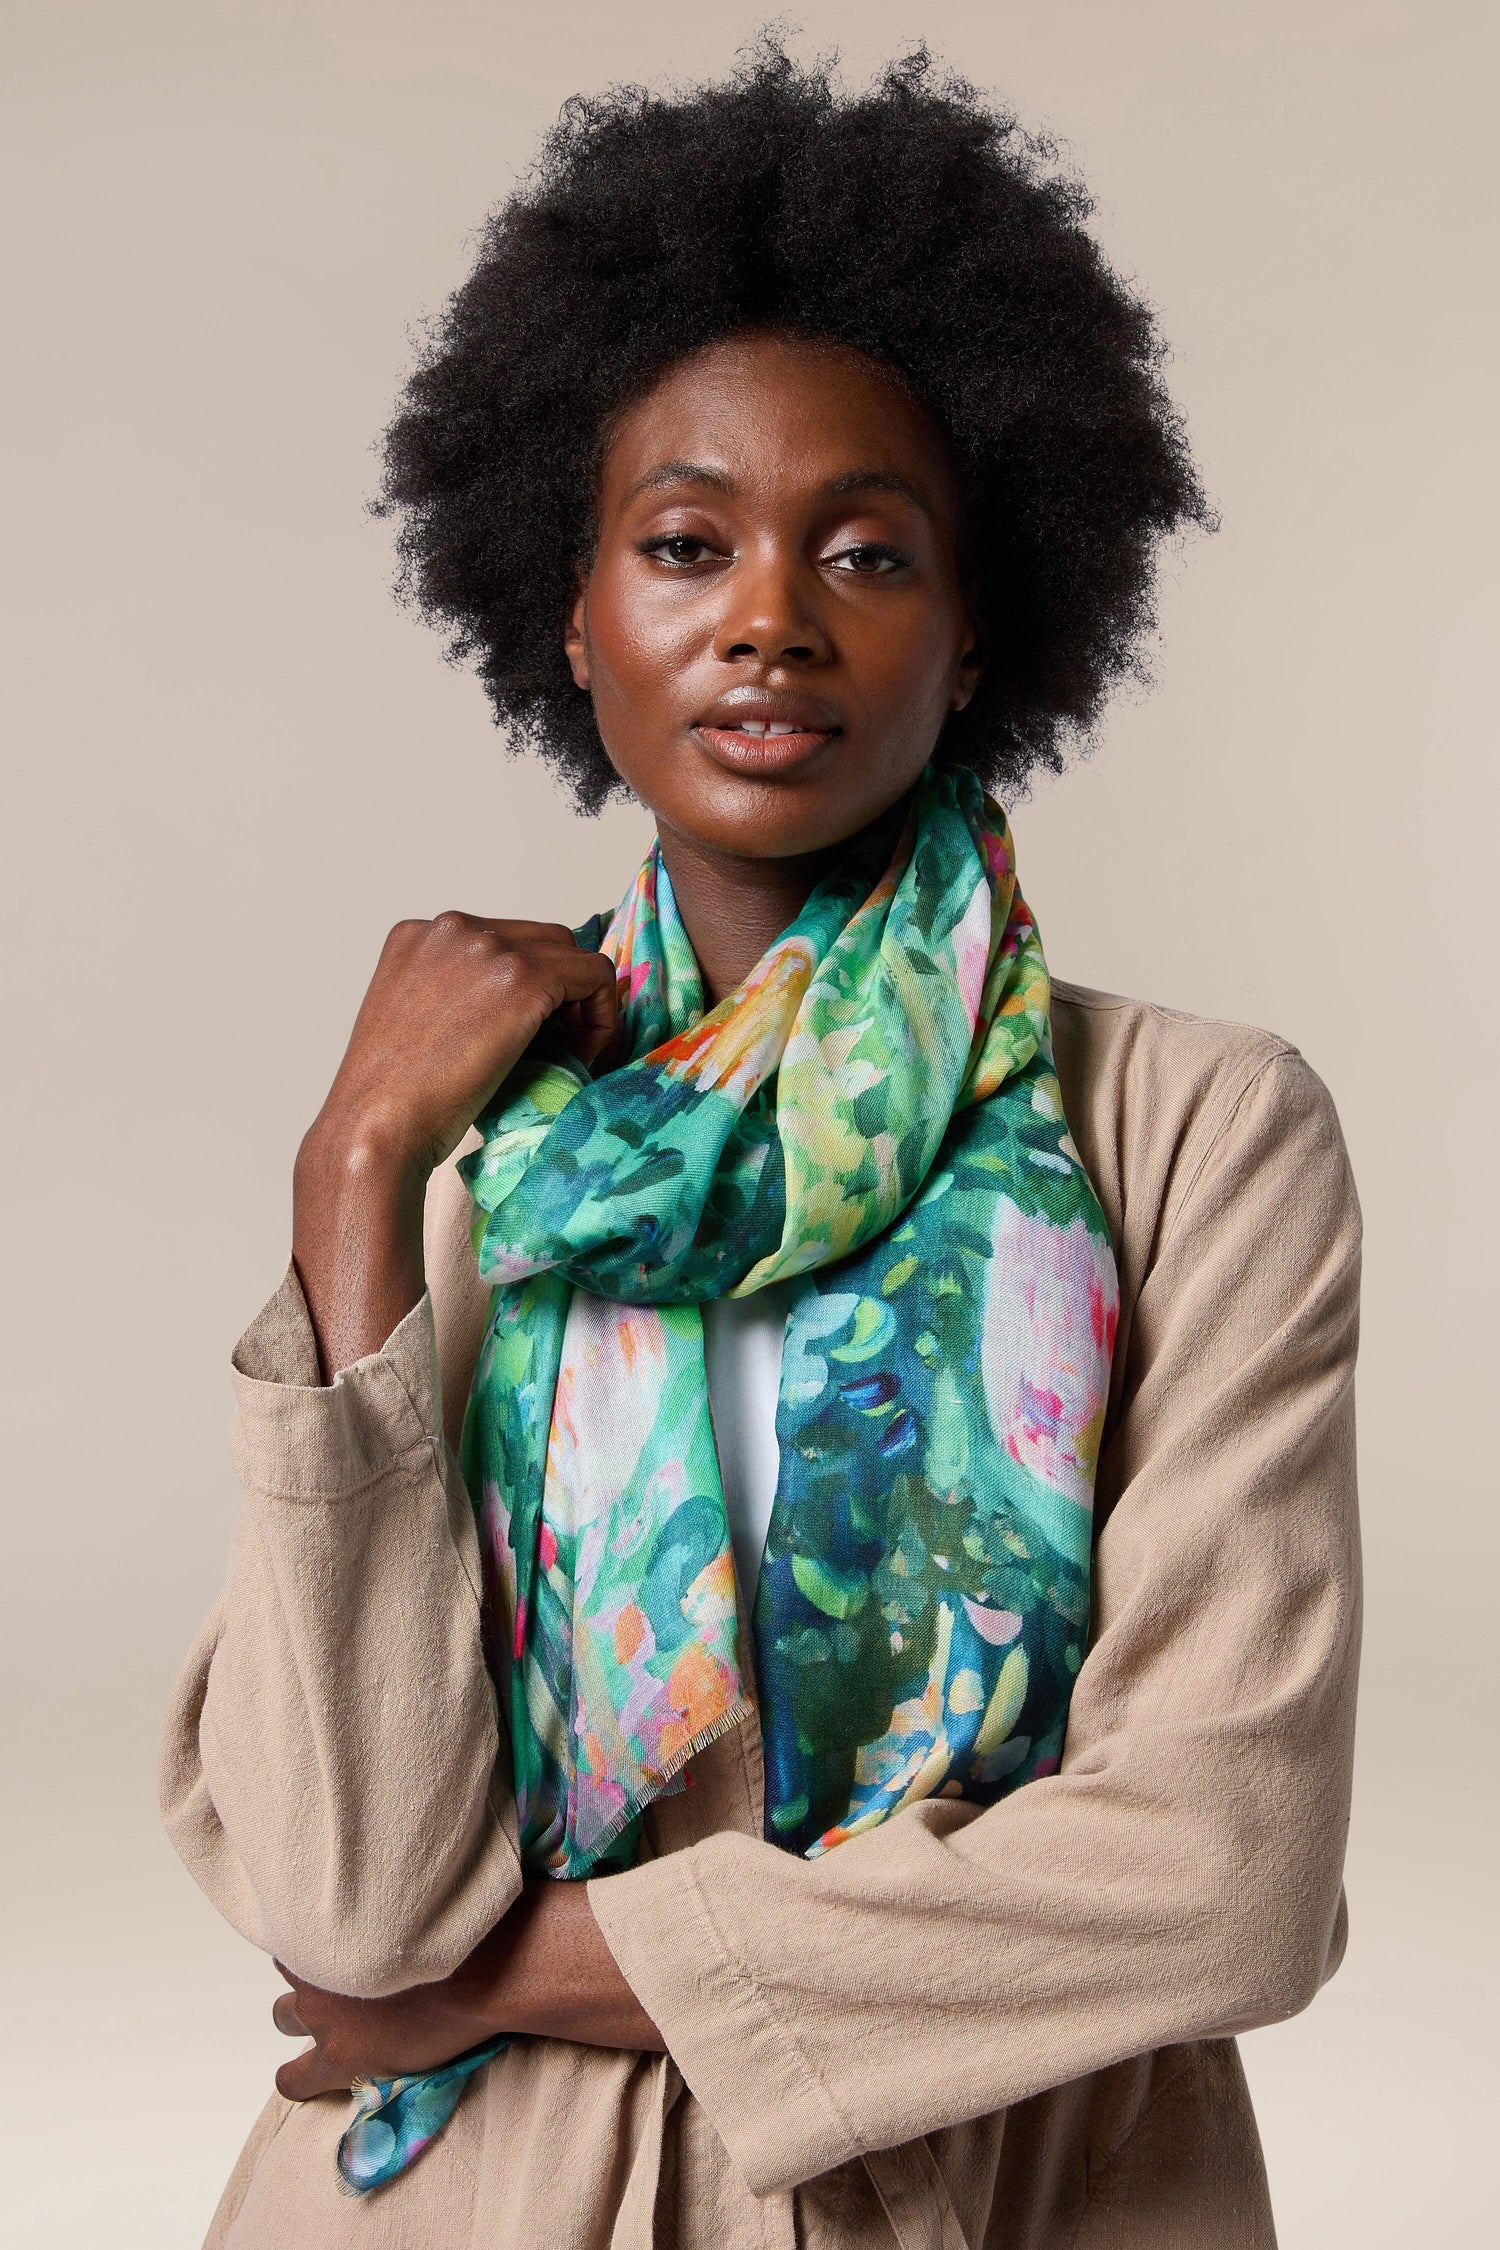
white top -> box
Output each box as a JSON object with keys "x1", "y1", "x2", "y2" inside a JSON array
[{"x1": 700, "y1": 1284, "x2": 791, "y2": 1604}]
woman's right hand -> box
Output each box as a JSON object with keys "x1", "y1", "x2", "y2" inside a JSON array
[{"x1": 291, "y1": 914, "x2": 617, "y2": 1377}]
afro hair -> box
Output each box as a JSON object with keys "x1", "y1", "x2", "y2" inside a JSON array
[{"x1": 377, "y1": 40, "x2": 1212, "y2": 811}]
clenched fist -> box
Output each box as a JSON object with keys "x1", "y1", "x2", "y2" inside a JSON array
[{"x1": 292, "y1": 914, "x2": 616, "y2": 1376}]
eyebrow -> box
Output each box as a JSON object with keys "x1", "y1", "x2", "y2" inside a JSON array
[
  {"x1": 622, "y1": 460, "x2": 736, "y2": 505},
  {"x1": 825, "y1": 468, "x2": 934, "y2": 517},
  {"x1": 621, "y1": 460, "x2": 938, "y2": 517}
]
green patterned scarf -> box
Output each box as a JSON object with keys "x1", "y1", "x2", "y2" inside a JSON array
[
  {"x1": 335, "y1": 765, "x2": 1117, "y2": 2194},
  {"x1": 463, "y1": 764, "x2": 1115, "y2": 1869}
]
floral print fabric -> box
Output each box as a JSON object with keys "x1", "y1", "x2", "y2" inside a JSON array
[{"x1": 337, "y1": 765, "x2": 1116, "y2": 2191}]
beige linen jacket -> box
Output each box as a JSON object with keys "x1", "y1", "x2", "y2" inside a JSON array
[{"x1": 161, "y1": 983, "x2": 1362, "y2": 2250}]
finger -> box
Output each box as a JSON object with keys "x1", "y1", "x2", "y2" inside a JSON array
[
  {"x1": 430, "y1": 914, "x2": 585, "y2": 946},
  {"x1": 502, "y1": 948, "x2": 617, "y2": 1052},
  {"x1": 539, "y1": 946, "x2": 619, "y2": 1018},
  {"x1": 557, "y1": 968, "x2": 618, "y2": 1065},
  {"x1": 272, "y1": 1992, "x2": 308, "y2": 2037},
  {"x1": 501, "y1": 920, "x2": 592, "y2": 944},
  {"x1": 276, "y1": 2045, "x2": 350, "y2": 2102},
  {"x1": 572, "y1": 991, "x2": 618, "y2": 1066}
]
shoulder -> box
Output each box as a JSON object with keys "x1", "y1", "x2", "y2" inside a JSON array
[
  {"x1": 1050, "y1": 980, "x2": 1357, "y2": 1305},
  {"x1": 1052, "y1": 977, "x2": 1309, "y2": 1101}
]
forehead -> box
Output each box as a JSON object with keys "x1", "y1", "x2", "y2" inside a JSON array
[{"x1": 598, "y1": 332, "x2": 959, "y2": 507}]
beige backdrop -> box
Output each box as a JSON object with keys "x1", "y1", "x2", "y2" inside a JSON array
[{"x1": 3, "y1": 2, "x2": 1494, "y2": 2241}]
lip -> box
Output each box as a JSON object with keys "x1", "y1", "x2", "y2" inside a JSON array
[{"x1": 691, "y1": 686, "x2": 843, "y2": 776}]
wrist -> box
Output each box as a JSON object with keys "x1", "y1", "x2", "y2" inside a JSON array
[
  {"x1": 449, "y1": 1892, "x2": 535, "y2": 2037},
  {"x1": 294, "y1": 1108, "x2": 432, "y2": 1208},
  {"x1": 291, "y1": 1114, "x2": 430, "y2": 1377},
  {"x1": 452, "y1": 1882, "x2": 664, "y2": 2051}
]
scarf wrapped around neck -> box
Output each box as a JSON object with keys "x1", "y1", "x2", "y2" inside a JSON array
[{"x1": 336, "y1": 765, "x2": 1117, "y2": 2192}]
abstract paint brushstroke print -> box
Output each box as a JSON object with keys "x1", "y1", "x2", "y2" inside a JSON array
[{"x1": 336, "y1": 765, "x2": 1116, "y2": 2191}]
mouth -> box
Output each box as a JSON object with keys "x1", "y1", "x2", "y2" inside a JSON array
[{"x1": 691, "y1": 691, "x2": 842, "y2": 776}]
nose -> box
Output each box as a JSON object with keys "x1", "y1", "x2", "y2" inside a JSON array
[{"x1": 711, "y1": 545, "x2": 833, "y2": 667}]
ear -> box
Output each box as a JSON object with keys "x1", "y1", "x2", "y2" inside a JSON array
[
  {"x1": 949, "y1": 610, "x2": 985, "y2": 714},
  {"x1": 564, "y1": 581, "x2": 590, "y2": 691}
]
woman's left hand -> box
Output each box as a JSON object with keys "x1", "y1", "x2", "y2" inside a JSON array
[{"x1": 272, "y1": 1879, "x2": 665, "y2": 2100}]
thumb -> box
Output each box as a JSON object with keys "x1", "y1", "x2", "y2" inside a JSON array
[{"x1": 276, "y1": 2046, "x2": 348, "y2": 2102}]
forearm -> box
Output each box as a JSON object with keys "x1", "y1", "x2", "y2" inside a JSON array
[
  {"x1": 590, "y1": 1717, "x2": 1353, "y2": 2191},
  {"x1": 274, "y1": 1881, "x2": 663, "y2": 2099},
  {"x1": 292, "y1": 1122, "x2": 428, "y2": 1377},
  {"x1": 466, "y1": 1882, "x2": 666, "y2": 2050}
]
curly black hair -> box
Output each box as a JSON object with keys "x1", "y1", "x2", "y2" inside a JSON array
[{"x1": 377, "y1": 41, "x2": 1211, "y2": 813}]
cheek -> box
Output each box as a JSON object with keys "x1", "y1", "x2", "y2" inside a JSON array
[
  {"x1": 585, "y1": 562, "x2": 700, "y2": 698},
  {"x1": 848, "y1": 597, "x2": 965, "y2": 719}
]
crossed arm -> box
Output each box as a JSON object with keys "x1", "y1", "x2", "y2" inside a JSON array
[{"x1": 272, "y1": 1880, "x2": 663, "y2": 2100}]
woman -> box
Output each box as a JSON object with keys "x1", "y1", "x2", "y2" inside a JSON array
[{"x1": 162, "y1": 47, "x2": 1361, "y2": 2249}]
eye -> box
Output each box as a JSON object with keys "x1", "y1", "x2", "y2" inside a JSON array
[
  {"x1": 827, "y1": 541, "x2": 911, "y2": 576},
  {"x1": 640, "y1": 533, "x2": 719, "y2": 568}
]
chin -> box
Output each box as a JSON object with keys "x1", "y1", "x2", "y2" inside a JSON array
[
  {"x1": 649, "y1": 759, "x2": 916, "y2": 863},
  {"x1": 679, "y1": 796, "x2": 882, "y2": 863}
]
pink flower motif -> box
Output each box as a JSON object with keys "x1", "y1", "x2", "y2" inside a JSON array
[{"x1": 982, "y1": 1208, "x2": 1117, "y2": 1508}]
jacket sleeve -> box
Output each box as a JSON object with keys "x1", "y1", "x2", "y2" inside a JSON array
[
  {"x1": 587, "y1": 1049, "x2": 1362, "y2": 2196},
  {"x1": 158, "y1": 1263, "x2": 521, "y2": 1998}
]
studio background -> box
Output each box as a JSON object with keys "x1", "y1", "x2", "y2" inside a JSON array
[{"x1": 3, "y1": 2, "x2": 1493, "y2": 2241}]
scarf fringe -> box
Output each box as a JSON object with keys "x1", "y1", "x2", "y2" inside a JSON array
[{"x1": 573, "y1": 1692, "x2": 758, "y2": 1872}]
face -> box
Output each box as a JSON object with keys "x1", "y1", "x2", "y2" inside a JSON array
[{"x1": 565, "y1": 331, "x2": 980, "y2": 863}]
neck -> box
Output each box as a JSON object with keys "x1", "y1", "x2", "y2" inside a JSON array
[{"x1": 655, "y1": 821, "x2": 842, "y2": 1006}]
